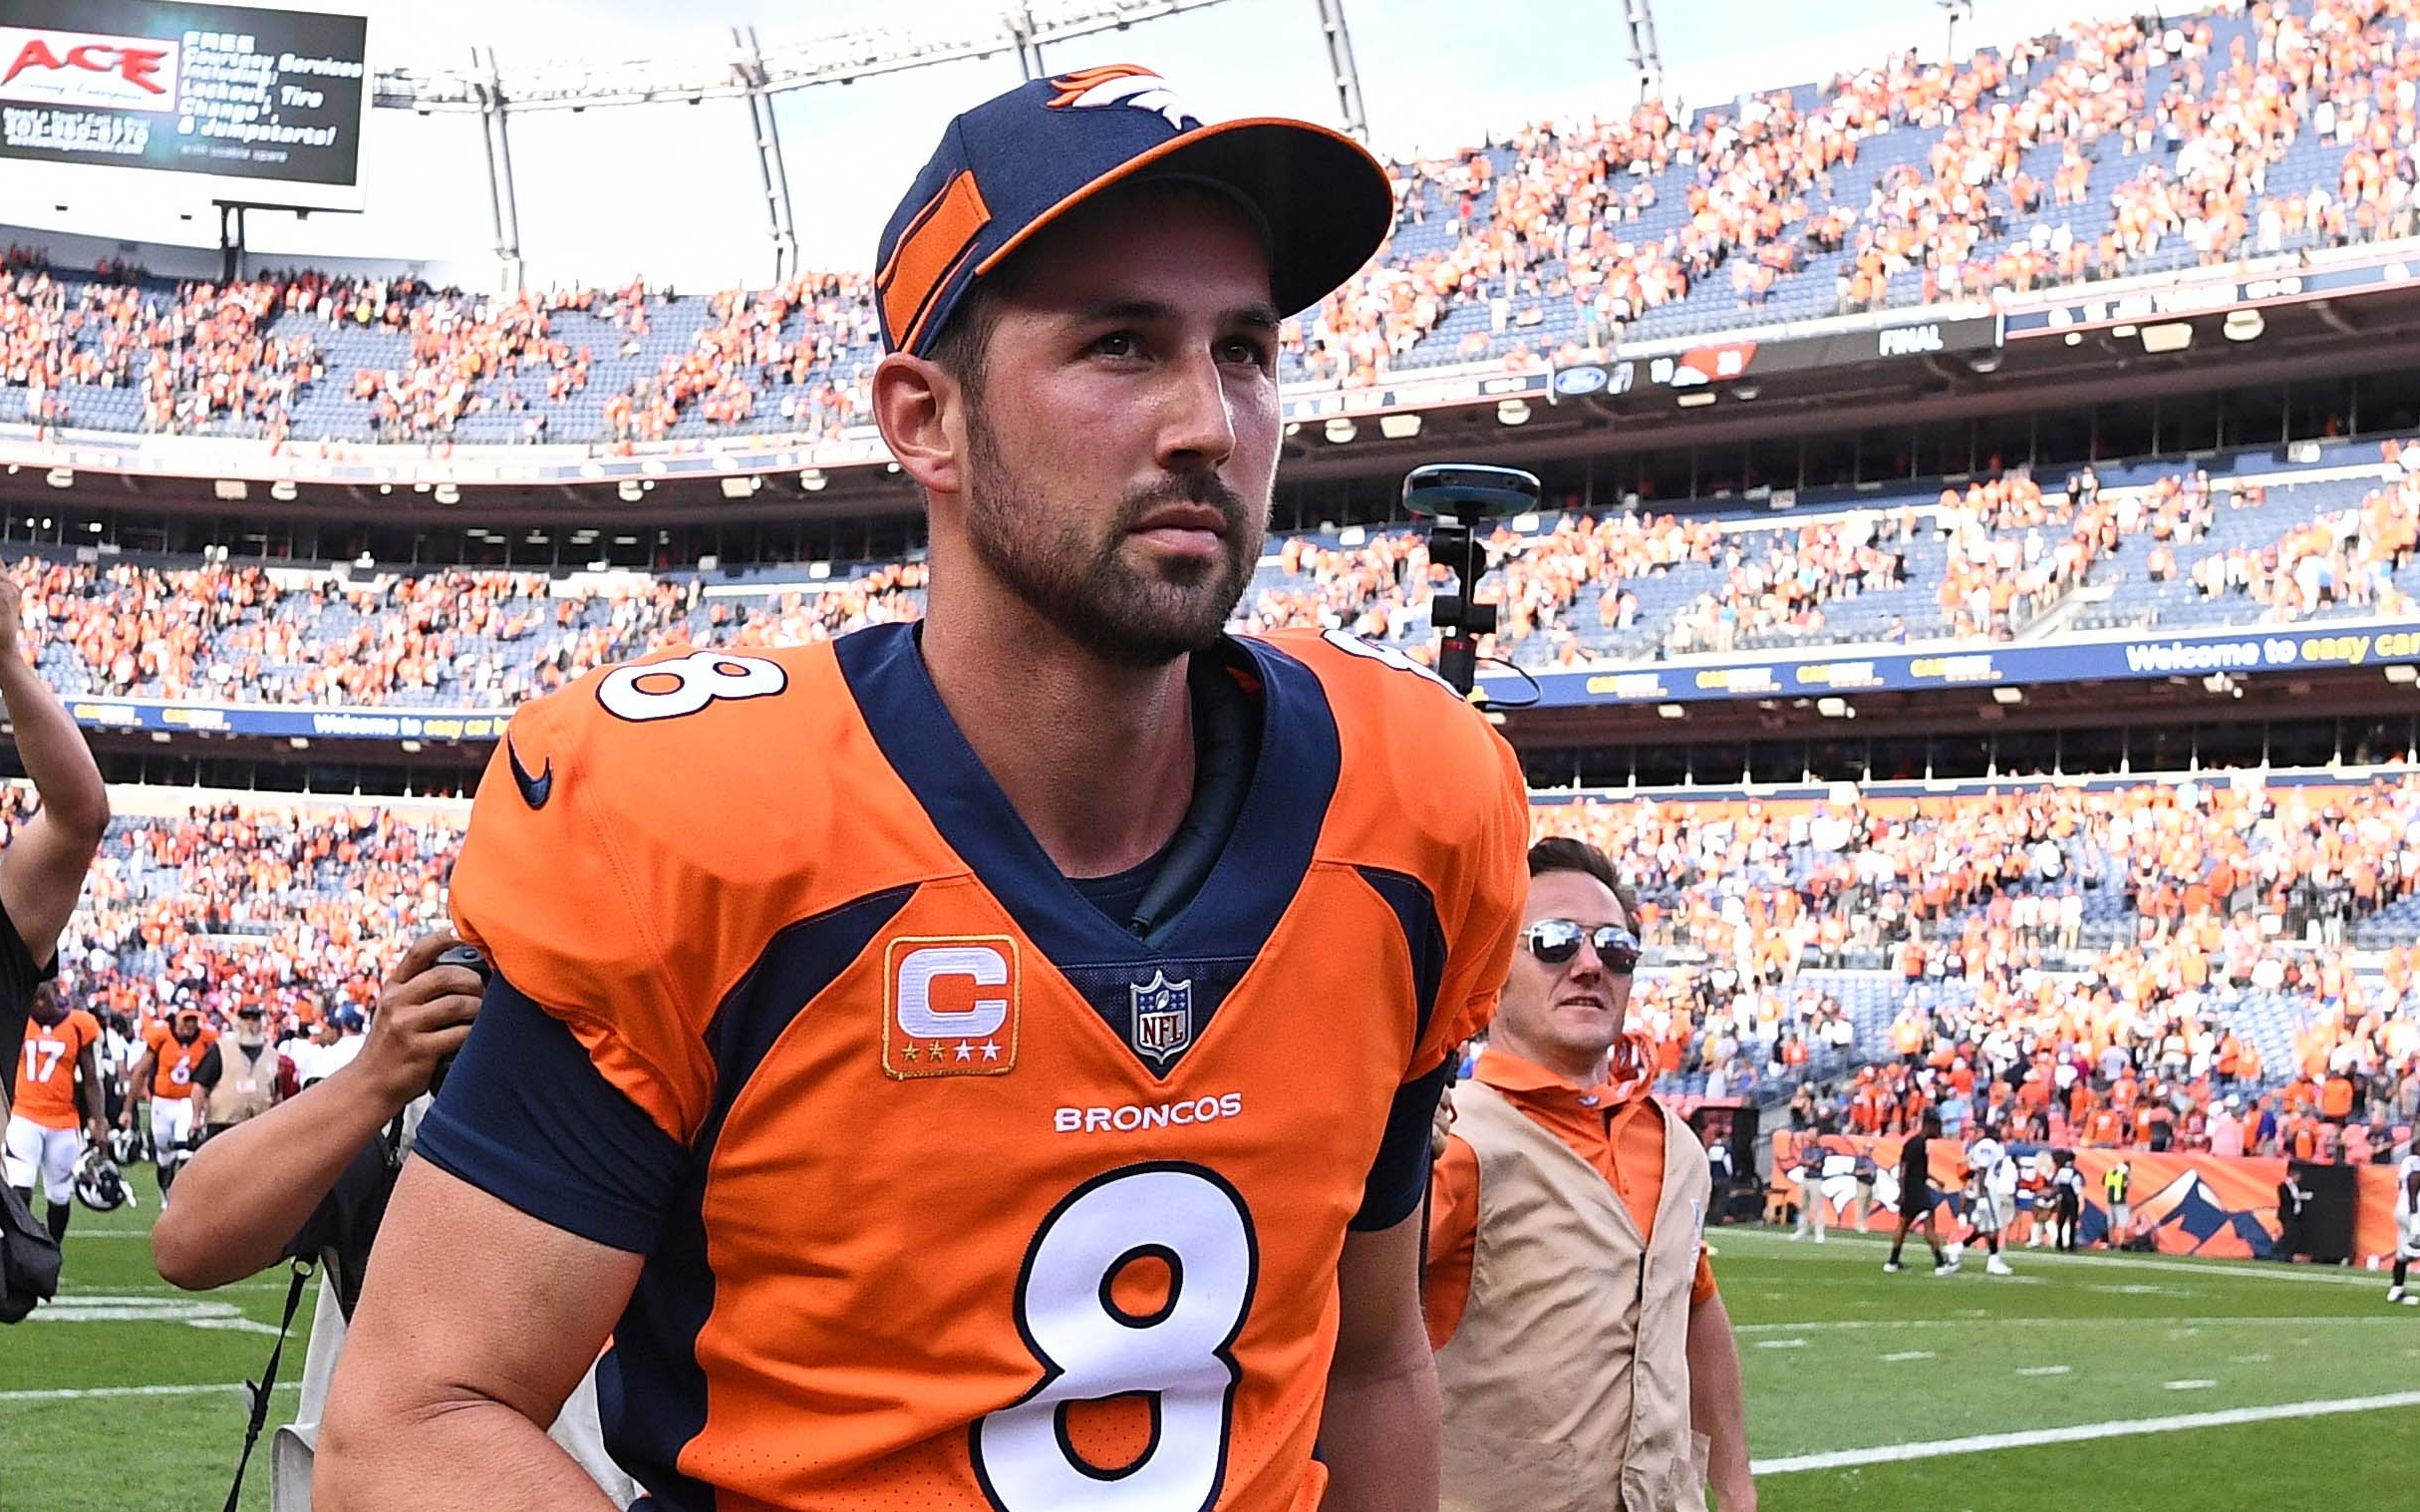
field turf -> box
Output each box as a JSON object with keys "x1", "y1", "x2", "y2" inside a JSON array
[{"x1": 6, "y1": 1169, "x2": 2418, "y2": 1510}]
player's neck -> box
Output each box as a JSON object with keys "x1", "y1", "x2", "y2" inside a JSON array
[{"x1": 919, "y1": 603, "x2": 1197, "y2": 879}]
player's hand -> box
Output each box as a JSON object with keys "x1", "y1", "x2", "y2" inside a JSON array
[
  {"x1": 1430, "y1": 1082, "x2": 1457, "y2": 1163},
  {"x1": 86, "y1": 1118, "x2": 107, "y2": 1148},
  {"x1": 352, "y1": 930, "x2": 484, "y2": 1108},
  {"x1": 116, "y1": 1107, "x2": 133, "y2": 1130}
]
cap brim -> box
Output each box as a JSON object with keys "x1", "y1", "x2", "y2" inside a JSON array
[{"x1": 975, "y1": 117, "x2": 1394, "y2": 319}]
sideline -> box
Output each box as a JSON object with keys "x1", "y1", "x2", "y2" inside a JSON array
[
  {"x1": 1730, "y1": 1314, "x2": 2376, "y2": 1334},
  {"x1": 1752, "y1": 1389, "x2": 2420, "y2": 1474},
  {"x1": 1716, "y1": 1226, "x2": 2387, "y2": 1288},
  {"x1": 0, "y1": 1381, "x2": 304, "y2": 1404}
]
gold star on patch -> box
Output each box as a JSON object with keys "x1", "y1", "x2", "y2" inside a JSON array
[{"x1": 898, "y1": 1043, "x2": 918, "y2": 1062}]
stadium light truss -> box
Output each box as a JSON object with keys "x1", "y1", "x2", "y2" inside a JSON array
[
  {"x1": 377, "y1": 1, "x2": 1255, "y2": 113},
  {"x1": 370, "y1": 0, "x2": 1374, "y2": 290}
]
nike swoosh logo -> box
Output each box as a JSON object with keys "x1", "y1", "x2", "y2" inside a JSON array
[{"x1": 506, "y1": 737, "x2": 553, "y2": 810}]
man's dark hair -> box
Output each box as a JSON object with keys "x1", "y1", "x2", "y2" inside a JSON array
[
  {"x1": 923, "y1": 266, "x2": 1021, "y2": 405},
  {"x1": 1527, "y1": 836, "x2": 1639, "y2": 918}
]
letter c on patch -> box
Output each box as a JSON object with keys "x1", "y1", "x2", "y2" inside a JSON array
[{"x1": 896, "y1": 945, "x2": 1011, "y2": 1039}]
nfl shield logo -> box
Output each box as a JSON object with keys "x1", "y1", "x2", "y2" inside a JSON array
[{"x1": 1129, "y1": 970, "x2": 1193, "y2": 1064}]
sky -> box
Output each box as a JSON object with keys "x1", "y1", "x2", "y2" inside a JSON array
[{"x1": 4, "y1": 0, "x2": 2047, "y2": 288}]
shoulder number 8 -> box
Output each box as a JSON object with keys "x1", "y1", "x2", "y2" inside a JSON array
[
  {"x1": 973, "y1": 1163, "x2": 1258, "y2": 1512},
  {"x1": 596, "y1": 651, "x2": 787, "y2": 723}
]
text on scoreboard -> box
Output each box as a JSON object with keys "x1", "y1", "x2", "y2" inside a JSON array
[{"x1": 0, "y1": 0, "x2": 366, "y2": 201}]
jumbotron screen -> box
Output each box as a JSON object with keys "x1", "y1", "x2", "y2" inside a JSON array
[{"x1": 0, "y1": 0, "x2": 368, "y2": 207}]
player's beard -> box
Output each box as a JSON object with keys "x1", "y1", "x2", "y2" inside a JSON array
[{"x1": 961, "y1": 412, "x2": 1264, "y2": 668}]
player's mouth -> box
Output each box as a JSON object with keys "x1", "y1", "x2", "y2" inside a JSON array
[{"x1": 1130, "y1": 503, "x2": 1229, "y2": 557}]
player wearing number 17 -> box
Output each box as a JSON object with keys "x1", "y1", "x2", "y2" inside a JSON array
[{"x1": 320, "y1": 65, "x2": 1529, "y2": 1512}]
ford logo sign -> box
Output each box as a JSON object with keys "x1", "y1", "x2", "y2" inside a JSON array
[{"x1": 1552, "y1": 365, "x2": 1610, "y2": 396}]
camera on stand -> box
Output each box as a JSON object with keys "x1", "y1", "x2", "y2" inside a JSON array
[{"x1": 1400, "y1": 463, "x2": 1543, "y2": 696}]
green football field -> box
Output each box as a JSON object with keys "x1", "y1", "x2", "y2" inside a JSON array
[{"x1": 7, "y1": 1169, "x2": 2419, "y2": 1511}]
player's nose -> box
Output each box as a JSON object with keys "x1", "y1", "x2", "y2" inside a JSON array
[{"x1": 1153, "y1": 348, "x2": 1237, "y2": 472}]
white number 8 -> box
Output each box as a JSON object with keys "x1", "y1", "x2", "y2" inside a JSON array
[
  {"x1": 596, "y1": 650, "x2": 786, "y2": 723},
  {"x1": 973, "y1": 1163, "x2": 1257, "y2": 1512}
]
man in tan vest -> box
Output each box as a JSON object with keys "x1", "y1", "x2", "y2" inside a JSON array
[
  {"x1": 1425, "y1": 836, "x2": 1754, "y2": 1512},
  {"x1": 204, "y1": 1005, "x2": 280, "y2": 1141}
]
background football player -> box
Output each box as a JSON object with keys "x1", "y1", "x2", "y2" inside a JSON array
[
  {"x1": 121, "y1": 1004, "x2": 218, "y2": 1204},
  {"x1": 2390, "y1": 1148, "x2": 2420, "y2": 1306},
  {"x1": 1945, "y1": 1133, "x2": 2016, "y2": 1276},
  {"x1": 4, "y1": 981, "x2": 108, "y2": 1247}
]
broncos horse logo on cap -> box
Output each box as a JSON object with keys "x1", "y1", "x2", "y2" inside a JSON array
[{"x1": 1046, "y1": 64, "x2": 1199, "y2": 131}]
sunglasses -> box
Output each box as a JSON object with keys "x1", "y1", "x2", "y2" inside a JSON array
[{"x1": 1522, "y1": 919, "x2": 1641, "y2": 975}]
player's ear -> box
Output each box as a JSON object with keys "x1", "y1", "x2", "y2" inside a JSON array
[{"x1": 871, "y1": 353, "x2": 965, "y2": 500}]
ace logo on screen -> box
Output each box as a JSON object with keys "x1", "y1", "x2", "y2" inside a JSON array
[{"x1": 0, "y1": 27, "x2": 180, "y2": 114}]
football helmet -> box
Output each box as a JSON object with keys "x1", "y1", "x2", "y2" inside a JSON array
[
  {"x1": 74, "y1": 1151, "x2": 134, "y2": 1213},
  {"x1": 108, "y1": 1126, "x2": 143, "y2": 1166}
]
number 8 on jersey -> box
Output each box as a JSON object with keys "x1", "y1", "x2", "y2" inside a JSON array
[{"x1": 973, "y1": 1164, "x2": 1258, "y2": 1512}]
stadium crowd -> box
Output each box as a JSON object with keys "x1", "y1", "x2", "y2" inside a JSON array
[
  {"x1": 8, "y1": 554, "x2": 928, "y2": 707},
  {"x1": 1538, "y1": 773, "x2": 2420, "y2": 1159},
  {"x1": 7, "y1": 1, "x2": 2420, "y2": 442},
  {"x1": 13, "y1": 761, "x2": 2419, "y2": 1168},
  {"x1": 16, "y1": 436, "x2": 2418, "y2": 707}
]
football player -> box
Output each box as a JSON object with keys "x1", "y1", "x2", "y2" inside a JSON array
[
  {"x1": 121, "y1": 1005, "x2": 218, "y2": 1202},
  {"x1": 4, "y1": 982, "x2": 107, "y2": 1245},
  {"x1": 322, "y1": 68, "x2": 1528, "y2": 1512},
  {"x1": 1946, "y1": 1133, "x2": 2016, "y2": 1276},
  {"x1": 2390, "y1": 1148, "x2": 2420, "y2": 1306},
  {"x1": 0, "y1": 571, "x2": 111, "y2": 1141}
]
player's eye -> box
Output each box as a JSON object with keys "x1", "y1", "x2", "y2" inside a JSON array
[
  {"x1": 1088, "y1": 330, "x2": 1144, "y2": 359},
  {"x1": 1218, "y1": 335, "x2": 1274, "y2": 370}
]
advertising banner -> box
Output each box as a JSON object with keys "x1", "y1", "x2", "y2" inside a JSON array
[
  {"x1": 1772, "y1": 1131, "x2": 2406, "y2": 1264},
  {"x1": 1493, "y1": 620, "x2": 2420, "y2": 710}
]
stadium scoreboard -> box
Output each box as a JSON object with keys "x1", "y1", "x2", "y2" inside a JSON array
[{"x1": 0, "y1": 0, "x2": 368, "y2": 210}]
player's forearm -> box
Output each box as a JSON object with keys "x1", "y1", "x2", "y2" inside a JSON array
[
  {"x1": 78, "y1": 1051, "x2": 104, "y2": 1129},
  {"x1": 1316, "y1": 1322, "x2": 1442, "y2": 1512},
  {"x1": 1687, "y1": 1291, "x2": 1756, "y2": 1511},
  {"x1": 0, "y1": 653, "x2": 107, "y2": 836},
  {"x1": 151, "y1": 1059, "x2": 403, "y2": 1290},
  {"x1": 315, "y1": 1392, "x2": 618, "y2": 1512}
]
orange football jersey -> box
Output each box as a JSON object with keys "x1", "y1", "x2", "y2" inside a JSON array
[
  {"x1": 144, "y1": 1020, "x2": 217, "y2": 1100},
  {"x1": 429, "y1": 625, "x2": 1526, "y2": 1512},
  {"x1": 12, "y1": 1009, "x2": 99, "y2": 1130}
]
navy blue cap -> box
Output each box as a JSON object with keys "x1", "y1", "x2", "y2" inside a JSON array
[{"x1": 875, "y1": 64, "x2": 1394, "y2": 358}]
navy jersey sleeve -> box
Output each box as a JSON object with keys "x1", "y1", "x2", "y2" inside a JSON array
[
  {"x1": 412, "y1": 974, "x2": 691, "y2": 1254},
  {"x1": 1351, "y1": 1058, "x2": 1454, "y2": 1232}
]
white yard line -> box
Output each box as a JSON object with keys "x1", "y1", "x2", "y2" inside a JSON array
[
  {"x1": 2016, "y1": 1364, "x2": 2072, "y2": 1376},
  {"x1": 1719, "y1": 1227, "x2": 2386, "y2": 1288},
  {"x1": 1732, "y1": 1314, "x2": 2367, "y2": 1335},
  {"x1": 1753, "y1": 1390, "x2": 2420, "y2": 1475},
  {"x1": 1880, "y1": 1351, "x2": 1937, "y2": 1361},
  {"x1": 0, "y1": 1381, "x2": 302, "y2": 1404}
]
